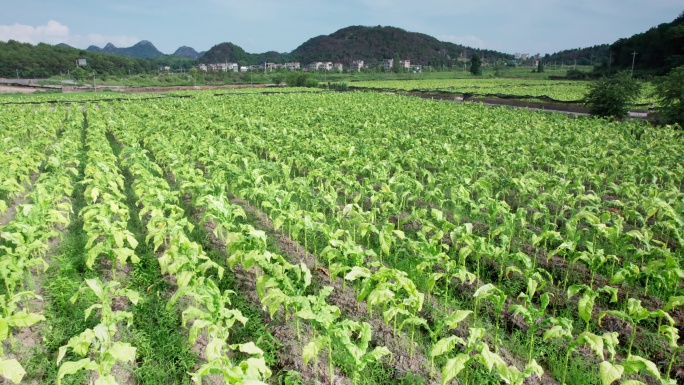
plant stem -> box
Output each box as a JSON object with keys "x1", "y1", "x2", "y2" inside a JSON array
[{"x1": 627, "y1": 323, "x2": 636, "y2": 357}]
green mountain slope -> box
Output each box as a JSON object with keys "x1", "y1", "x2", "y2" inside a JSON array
[{"x1": 290, "y1": 25, "x2": 512, "y2": 66}]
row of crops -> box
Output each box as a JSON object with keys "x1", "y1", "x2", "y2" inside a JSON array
[
  {"x1": 0, "y1": 89, "x2": 682, "y2": 385},
  {"x1": 350, "y1": 79, "x2": 657, "y2": 105}
]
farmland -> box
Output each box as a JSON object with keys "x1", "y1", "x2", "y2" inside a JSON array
[
  {"x1": 0, "y1": 89, "x2": 683, "y2": 385},
  {"x1": 351, "y1": 79, "x2": 658, "y2": 106}
]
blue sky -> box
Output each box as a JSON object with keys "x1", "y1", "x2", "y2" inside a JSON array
[{"x1": 0, "y1": 0, "x2": 681, "y2": 55}]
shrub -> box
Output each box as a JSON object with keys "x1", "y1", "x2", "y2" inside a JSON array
[
  {"x1": 286, "y1": 72, "x2": 319, "y2": 88},
  {"x1": 583, "y1": 71, "x2": 641, "y2": 119},
  {"x1": 566, "y1": 69, "x2": 589, "y2": 80}
]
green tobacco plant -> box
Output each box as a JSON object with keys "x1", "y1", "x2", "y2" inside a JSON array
[
  {"x1": 598, "y1": 298, "x2": 674, "y2": 357},
  {"x1": 543, "y1": 316, "x2": 605, "y2": 385},
  {"x1": 432, "y1": 327, "x2": 498, "y2": 385},
  {"x1": 0, "y1": 291, "x2": 45, "y2": 384},
  {"x1": 168, "y1": 277, "x2": 248, "y2": 344},
  {"x1": 333, "y1": 320, "x2": 391, "y2": 385},
  {"x1": 190, "y1": 341, "x2": 272, "y2": 385},
  {"x1": 473, "y1": 284, "x2": 506, "y2": 351},
  {"x1": 57, "y1": 278, "x2": 140, "y2": 385},
  {"x1": 599, "y1": 331, "x2": 673, "y2": 385},
  {"x1": 301, "y1": 293, "x2": 342, "y2": 385},
  {"x1": 510, "y1": 291, "x2": 551, "y2": 365},
  {"x1": 567, "y1": 284, "x2": 618, "y2": 331},
  {"x1": 425, "y1": 309, "x2": 472, "y2": 375}
]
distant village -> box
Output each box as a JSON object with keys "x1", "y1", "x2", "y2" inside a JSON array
[
  {"x1": 172, "y1": 58, "x2": 425, "y2": 74},
  {"x1": 156, "y1": 54, "x2": 543, "y2": 74}
]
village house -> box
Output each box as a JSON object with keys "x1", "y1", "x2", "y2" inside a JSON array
[{"x1": 350, "y1": 60, "x2": 365, "y2": 72}]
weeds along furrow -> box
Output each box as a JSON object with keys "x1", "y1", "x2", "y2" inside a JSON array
[
  {"x1": 44, "y1": 106, "x2": 143, "y2": 385},
  {"x1": 0, "y1": 104, "x2": 64, "y2": 221},
  {"x1": 0, "y1": 106, "x2": 82, "y2": 384},
  {"x1": 137, "y1": 93, "x2": 683, "y2": 384},
  {"x1": 107, "y1": 99, "x2": 554, "y2": 385},
  {"x1": 105, "y1": 114, "x2": 274, "y2": 384}
]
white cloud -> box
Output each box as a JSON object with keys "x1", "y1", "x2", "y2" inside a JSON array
[
  {"x1": 0, "y1": 20, "x2": 69, "y2": 44},
  {"x1": 439, "y1": 34, "x2": 485, "y2": 48},
  {"x1": 0, "y1": 20, "x2": 139, "y2": 48}
]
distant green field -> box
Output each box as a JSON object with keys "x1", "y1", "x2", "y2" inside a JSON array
[{"x1": 350, "y1": 78, "x2": 657, "y2": 106}]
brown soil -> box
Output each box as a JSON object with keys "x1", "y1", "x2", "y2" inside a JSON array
[{"x1": 0, "y1": 85, "x2": 36, "y2": 94}]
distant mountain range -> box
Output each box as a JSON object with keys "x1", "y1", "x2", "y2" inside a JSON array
[
  {"x1": 79, "y1": 26, "x2": 514, "y2": 66},
  {"x1": 87, "y1": 40, "x2": 165, "y2": 59}
]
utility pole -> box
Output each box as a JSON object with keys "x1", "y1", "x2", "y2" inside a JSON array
[
  {"x1": 608, "y1": 51, "x2": 612, "y2": 72},
  {"x1": 631, "y1": 51, "x2": 637, "y2": 76}
]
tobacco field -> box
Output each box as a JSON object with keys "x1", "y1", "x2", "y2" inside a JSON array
[{"x1": 0, "y1": 89, "x2": 682, "y2": 385}]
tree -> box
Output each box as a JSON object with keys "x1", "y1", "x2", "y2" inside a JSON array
[
  {"x1": 392, "y1": 54, "x2": 401, "y2": 73},
  {"x1": 583, "y1": 71, "x2": 641, "y2": 119},
  {"x1": 470, "y1": 54, "x2": 482, "y2": 76},
  {"x1": 72, "y1": 66, "x2": 87, "y2": 82},
  {"x1": 654, "y1": 65, "x2": 684, "y2": 127}
]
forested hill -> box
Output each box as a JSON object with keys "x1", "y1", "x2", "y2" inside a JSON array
[
  {"x1": 609, "y1": 11, "x2": 684, "y2": 75},
  {"x1": 198, "y1": 42, "x2": 291, "y2": 65},
  {"x1": 290, "y1": 26, "x2": 512, "y2": 66},
  {"x1": 0, "y1": 40, "x2": 156, "y2": 78},
  {"x1": 544, "y1": 44, "x2": 610, "y2": 66}
]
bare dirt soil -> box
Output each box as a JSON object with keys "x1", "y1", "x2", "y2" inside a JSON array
[{"x1": 0, "y1": 85, "x2": 36, "y2": 94}]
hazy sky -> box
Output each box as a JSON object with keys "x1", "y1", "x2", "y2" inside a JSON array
[{"x1": 0, "y1": 1, "x2": 681, "y2": 55}]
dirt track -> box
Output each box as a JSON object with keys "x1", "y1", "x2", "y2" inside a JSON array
[{"x1": 0, "y1": 85, "x2": 36, "y2": 94}]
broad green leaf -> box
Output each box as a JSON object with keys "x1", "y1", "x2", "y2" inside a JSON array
[
  {"x1": 237, "y1": 341, "x2": 265, "y2": 356},
  {"x1": 599, "y1": 361, "x2": 623, "y2": 385},
  {"x1": 57, "y1": 358, "x2": 95, "y2": 385},
  {"x1": 126, "y1": 233, "x2": 139, "y2": 249},
  {"x1": 84, "y1": 278, "x2": 104, "y2": 298},
  {"x1": 107, "y1": 342, "x2": 136, "y2": 363},
  {"x1": 206, "y1": 338, "x2": 226, "y2": 361},
  {"x1": 345, "y1": 266, "x2": 371, "y2": 281},
  {"x1": 664, "y1": 296, "x2": 684, "y2": 311},
  {"x1": 0, "y1": 358, "x2": 26, "y2": 384},
  {"x1": 431, "y1": 335, "x2": 463, "y2": 358},
  {"x1": 479, "y1": 343, "x2": 506, "y2": 372},
  {"x1": 302, "y1": 338, "x2": 325, "y2": 364},
  {"x1": 622, "y1": 355, "x2": 660, "y2": 380},
  {"x1": 441, "y1": 353, "x2": 469, "y2": 385},
  {"x1": 578, "y1": 293, "x2": 593, "y2": 324},
  {"x1": 575, "y1": 332, "x2": 604, "y2": 360},
  {"x1": 0, "y1": 319, "x2": 8, "y2": 341},
  {"x1": 365, "y1": 346, "x2": 391, "y2": 363},
  {"x1": 94, "y1": 374, "x2": 118, "y2": 385},
  {"x1": 544, "y1": 325, "x2": 571, "y2": 341},
  {"x1": 443, "y1": 310, "x2": 473, "y2": 330}
]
